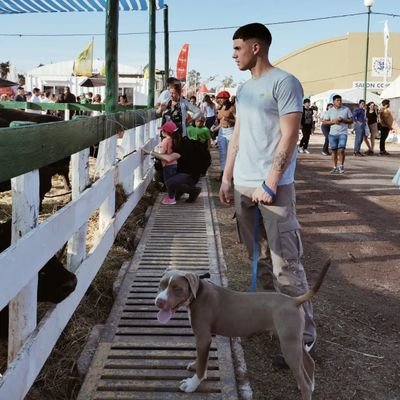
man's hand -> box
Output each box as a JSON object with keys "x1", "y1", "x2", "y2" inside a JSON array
[
  {"x1": 251, "y1": 186, "x2": 275, "y2": 205},
  {"x1": 219, "y1": 180, "x2": 233, "y2": 205}
]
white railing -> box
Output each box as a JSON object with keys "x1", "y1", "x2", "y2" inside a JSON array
[{"x1": 0, "y1": 116, "x2": 159, "y2": 400}]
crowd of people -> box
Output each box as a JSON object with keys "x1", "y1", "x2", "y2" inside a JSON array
[
  {"x1": 297, "y1": 95, "x2": 397, "y2": 174},
  {"x1": 148, "y1": 77, "x2": 236, "y2": 206},
  {"x1": 0, "y1": 86, "x2": 134, "y2": 117}
]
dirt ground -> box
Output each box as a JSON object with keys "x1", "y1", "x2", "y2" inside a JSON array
[
  {"x1": 2, "y1": 131, "x2": 399, "y2": 399},
  {"x1": 208, "y1": 132, "x2": 400, "y2": 400}
]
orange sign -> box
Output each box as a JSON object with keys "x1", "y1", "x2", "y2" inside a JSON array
[{"x1": 176, "y1": 43, "x2": 189, "y2": 81}]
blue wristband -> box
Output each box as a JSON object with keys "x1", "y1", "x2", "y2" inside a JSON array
[{"x1": 261, "y1": 181, "x2": 276, "y2": 200}]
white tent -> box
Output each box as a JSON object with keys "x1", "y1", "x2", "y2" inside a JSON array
[
  {"x1": 310, "y1": 87, "x2": 381, "y2": 111},
  {"x1": 25, "y1": 60, "x2": 149, "y2": 105},
  {"x1": 380, "y1": 75, "x2": 400, "y2": 100}
]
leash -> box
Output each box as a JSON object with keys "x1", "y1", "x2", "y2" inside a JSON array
[
  {"x1": 248, "y1": 206, "x2": 260, "y2": 292},
  {"x1": 248, "y1": 182, "x2": 276, "y2": 292}
]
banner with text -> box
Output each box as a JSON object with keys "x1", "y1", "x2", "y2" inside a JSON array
[
  {"x1": 352, "y1": 81, "x2": 391, "y2": 90},
  {"x1": 176, "y1": 43, "x2": 189, "y2": 81}
]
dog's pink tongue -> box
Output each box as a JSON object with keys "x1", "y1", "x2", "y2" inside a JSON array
[{"x1": 157, "y1": 309, "x2": 173, "y2": 324}]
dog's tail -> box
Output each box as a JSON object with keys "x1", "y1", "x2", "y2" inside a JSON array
[{"x1": 295, "y1": 259, "x2": 331, "y2": 306}]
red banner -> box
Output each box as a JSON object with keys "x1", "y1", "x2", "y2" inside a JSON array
[{"x1": 176, "y1": 43, "x2": 189, "y2": 81}]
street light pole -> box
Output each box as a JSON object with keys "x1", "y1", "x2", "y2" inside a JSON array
[{"x1": 363, "y1": 0, "x2": 374, "y2": 101}]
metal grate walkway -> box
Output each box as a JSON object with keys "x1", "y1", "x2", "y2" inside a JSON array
[{"x1": 77, "y1": 179, "x2": 239, "y2": 400}]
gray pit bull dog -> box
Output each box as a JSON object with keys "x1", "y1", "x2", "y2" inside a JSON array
[{"x1": 155, "y1": 260, "x2": 331, "y2": 400}]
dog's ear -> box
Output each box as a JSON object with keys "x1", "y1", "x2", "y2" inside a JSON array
[{"x1": 184, "y1": 273, "x2": 200, "y2": 299}]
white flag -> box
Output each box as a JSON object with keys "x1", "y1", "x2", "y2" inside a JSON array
[
  {"x1": 384, "y1": 20, "x2": 390, "y2": 46},
  {"x1": 383, "y1": 21, "x2": 390, "y2": 84}
]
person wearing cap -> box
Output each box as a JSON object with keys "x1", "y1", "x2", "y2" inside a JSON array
[
  {"x1": 219, "y1": 23, "x2": 317, "y2": 357},
  {"x1": 210, "y1": 90, "x2": 232, "y2": 143},
  {"x1": 157, "y1": 120, "x2": 180, "y2": 205}
]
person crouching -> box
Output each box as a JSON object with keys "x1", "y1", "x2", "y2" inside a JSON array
[{"x1": 159, "y1": 121, "x2": 180, "y2": 205}]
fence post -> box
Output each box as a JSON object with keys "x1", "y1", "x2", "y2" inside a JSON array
[
  {"x1": 120, "y1": 127, "x2": 136, "y2": 194},
  {"x1": 67, "y1": 116, "x2": 90, "y2": 272},
  {"x1": 8, "y1": 121, "x2": 40, "y2": 365},
  {"x1": 97, "y1": 127, "x2": 117, "y2": 234},
  {"x1": 134, "y1": 124, "x2": 145, "y2": 189}
]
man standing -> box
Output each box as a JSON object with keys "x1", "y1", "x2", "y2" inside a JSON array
[
  {"x1": 379, "y1": 99, "x2": 393, "y2": 156},
  {"x1": 14, "y1": 86, "x2": 26, "y2": 102},
  {"x1": 219, "y1": 23, "x2": 316, "y2": 353},
  {"x1": 322, "y1": 95, "x2": 353, "y2": 174},
  {"x1": 298, "y1": 98, "x2": 313, "y2": 154},
  {"x1": 353, "y1": 99, "x2": 372, "y2": 156}
]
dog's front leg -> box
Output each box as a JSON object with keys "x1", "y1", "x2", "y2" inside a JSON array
[{"x1": 180, "y1": 333, "x2": 211, "y2": 393}]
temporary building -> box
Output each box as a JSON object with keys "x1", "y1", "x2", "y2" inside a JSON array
[{"x1": 25, "y1": 59, "x2": 149, "y2": 105}]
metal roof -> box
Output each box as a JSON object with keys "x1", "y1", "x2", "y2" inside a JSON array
[{"x1": 0, "y1": 0, "x2": 164, "y2": 14}]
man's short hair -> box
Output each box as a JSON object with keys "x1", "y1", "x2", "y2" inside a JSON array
[
  {"x1": 303, "y1": 98, "x2": 310, "y2": 104},
  {"x1": 382, "y1": 99, "x2": 390, "y2": 106},
  {"x1": 332, "y1": 95, "x2": 342, "y2": 101},
  {"x1": 233, "y1": 23, "x2": 272, "y2": 47},
  {"x1": 358, "y1": 99, "x2": 365, "y2": 104},
  {"x1": 166, "y1": 77, "x2": 180, "y2": 85}
]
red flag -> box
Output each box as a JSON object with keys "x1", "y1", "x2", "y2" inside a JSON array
[{"x1": 176, "y1": 43, "x2": 189, "y2": 81}]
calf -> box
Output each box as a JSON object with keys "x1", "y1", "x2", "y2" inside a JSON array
[{"x1": 0, "y1": 220, "x2": 78, "y2": 337}]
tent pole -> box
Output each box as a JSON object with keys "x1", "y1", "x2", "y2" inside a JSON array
[
  {"x1": 148, "y1": 0, "x2": 156, "y2": 107},
  {"x1": 105, "y1": 0, "x2": 119, "y2": 113}
]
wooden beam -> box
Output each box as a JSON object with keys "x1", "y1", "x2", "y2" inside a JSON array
[{"x1": 0, "y1": 112, "x2": 154, "y2": 182}]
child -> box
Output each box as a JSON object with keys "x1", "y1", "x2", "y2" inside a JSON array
[
  {"x1": 186, "y1": 115, "x2": 212, "y2": 148},
  {"x1": 159, "y1": 120, "x2": 179, "y2": 205}
]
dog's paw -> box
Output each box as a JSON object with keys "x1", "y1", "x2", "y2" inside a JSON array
[
  {"x1": 179, "y1": 375, "x2": 202, "y2": 392},
  {"x1": 186, "y1": 361, "x2": 197, "y2": 371}
]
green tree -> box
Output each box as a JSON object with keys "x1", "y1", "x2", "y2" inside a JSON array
[
  {"x1": 0, "y1": 61, "x2": 10, "y2": 79},
  {"x1": 222, "y1": 75, "x2": 235, "y2": 88},
  {"x1": 187, "y1": 69, "x2": 201, "y2": 89}
]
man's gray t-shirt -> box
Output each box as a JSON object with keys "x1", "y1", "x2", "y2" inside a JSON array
[
  {"x1": 234, "y1": 67, "x2": 303, "y2": 187},
  {"x1": 325, "y1": 106, "x2": 352, "y2": 136}
]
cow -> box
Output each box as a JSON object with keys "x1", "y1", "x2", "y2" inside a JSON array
[
  {"x1": 0, "y1": 109, "x2": 71, "y2": 208},
  {"x1": 0, "y1": 220, "x2": 78, "y2": 337}
]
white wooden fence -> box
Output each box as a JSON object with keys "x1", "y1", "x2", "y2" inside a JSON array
[{"x1": 0, "y1": 114, "x2": 159, "y2": 399}]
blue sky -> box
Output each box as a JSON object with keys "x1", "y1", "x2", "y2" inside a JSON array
[{"x1": 1, "y1": 0, "x2": 399, "y2": 87}]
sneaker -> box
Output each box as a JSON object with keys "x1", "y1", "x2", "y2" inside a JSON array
[
  {"x1": 161, "y1": 197, "x2": 176, "y2": 205},
  {"x1": 185, "y1": 187, "x2": 201, "y2": 203},
  {"x1": 303, "y1": 149, "x2": 310, "y2": 154},
  {"x1": 354, "y1": 152, "x2": 364, "y2": 157},
  {"x1": 321, "y1": 151, "x2": 330, "y2": 156},
  {"x1": 298, "y1": 146, "x2": 304, "y2": 153},
  {"x1": 337, "y1": 165, "x2": 345, "y2": 174},
  {"x1": 380, "y1": 151, "x2": 390, "y2": 156},
  {"x1": 330, "y1": 167, "x2": 338, "y2": 174}
]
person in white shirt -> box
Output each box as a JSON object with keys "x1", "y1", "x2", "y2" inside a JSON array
[
  {"x1": 27, "y1": 87, "x2": 42, "y2": 114},
  {"x1": 200, "y1": 94, "x2": 216, "y2": 129}
]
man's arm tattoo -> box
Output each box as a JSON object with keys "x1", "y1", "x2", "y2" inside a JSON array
[
  {"x1": 232, "y1": 143, "x2": 239, "y2": 156},
  {"x1": 273, "y1": 151, "x2": 288, "y2": 172}
]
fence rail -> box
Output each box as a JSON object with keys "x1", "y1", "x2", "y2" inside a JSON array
[{"x1": 0, "y1": 107, "x2": 160, "y2": 400}]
